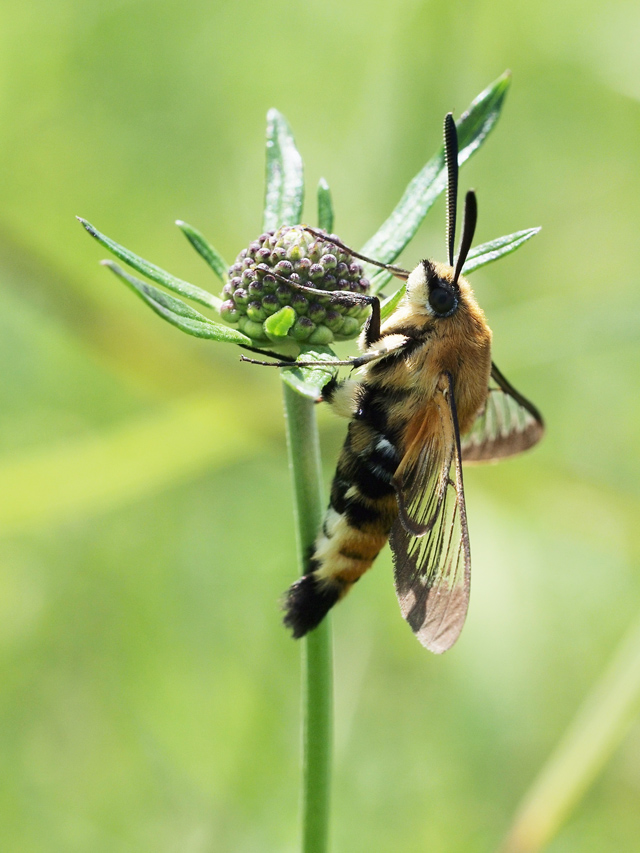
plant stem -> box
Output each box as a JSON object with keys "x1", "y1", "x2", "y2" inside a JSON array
[{"x1": 282, "y1": 380, "x2": 333, "y2": 853}]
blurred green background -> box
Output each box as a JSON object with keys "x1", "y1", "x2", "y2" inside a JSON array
[{"x1": 1, "y1": 1, "x2": 640, "y2": 851}]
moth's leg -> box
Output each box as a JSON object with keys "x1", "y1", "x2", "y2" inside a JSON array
[
  {"x1": 266, "y1": 271, "x2": 382, "y2": 345},
  {"x1": 240, "y1": 350, "x2": 386, "y2": 369},
  {"x1": 240, "y1": 331, "x2": 409, "y2": 369},
  {"x1": 239, "y1": 344, "x2": 296, "y2": 362}
]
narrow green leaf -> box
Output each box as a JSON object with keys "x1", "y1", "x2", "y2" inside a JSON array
[
  {"x1": 462, "y1": 227, "x2": 541, "y2": 275},
  {"x1": 360, "y1": 71, "x2": 512, "y2": 268},
  {"x1": 380, "y1": 284, "x2": 407, "y2": 321},
  {"x1": 78, "y1": 217, "x2": 222, "y2": 311},
  {"x1": 263, "y1": 109, "x2": 305, "y2": 231},
  {"x1": 370, "y1": 225, "x2": 539, "y2": 296},
  {"x1": 265, "y1": 306, "x2": 297, "y2": 341},
  {"x1": 280, "y1": 347, "x2": 339, "y2": 400},
  {"x1": 317, "y1": 178, "x2": 334, "y2": 233},
  {"x1": 102, "y1": 261, "x2": 250, "y2": 344},
  {"x1": 175, "y1": 220, "x2": 229, "y2": 282}
]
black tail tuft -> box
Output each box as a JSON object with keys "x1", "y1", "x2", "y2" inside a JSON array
[{"x1": 283, "y1": 573, "x2": 342, "y2": 638}]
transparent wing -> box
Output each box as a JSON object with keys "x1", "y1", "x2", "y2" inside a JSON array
[
  {"x1": 461, "y1": 362, "x2": 544, "y2": 463},
  {"x1": 390, "y1": 373, "x2": 470, "y2": 654}
]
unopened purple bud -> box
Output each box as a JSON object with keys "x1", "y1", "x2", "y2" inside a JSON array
[
  {"x1": 262, "y1": 294, "x2": 279, "y2": 314},
  {"x1": 323, "y1": 275, "x2": 337, "y2": 290},
  {"x1": 238, "y1": 317, "x2": 266, "y2": 339},
  {"x1": 320, "y1": 254, "x2": 337, "y2": 270},
  {"x1": 308, "y1": 302, "x2": 327, "y2": 323},
  {"x1": 276, "y1": 284, "x2": 292, "y2": 304},
  {"x1": 291, "y1": 293, "x2": 308, "y2": 314},
  {"x1": 247, "y1": 301, "x2": 267, "y2": 322},
  {"x1": 339, "y1": 316, "x2": 360, "y2": 337},
  {"x1": 308, "y1": 324, "x2": 334, "y2": 345},
  {"x1": 308, "y1": 242, "x2": 323, "y2": 262},
  {"x1": 291, "y1": 316, "x2": 315, "y2": 341},
  {"x1": 275, "y1": 259, "x2": 293, "y2": 276},
  {"x1": 220, "y1": 300, "x2": 240, "y2": 323},
  {"x1": 324, "y1": 309, "x2": 343, "y2": 331}
]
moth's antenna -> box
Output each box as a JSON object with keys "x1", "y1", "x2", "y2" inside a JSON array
[
  {"x1": 453, "y1": 191, "x2": 477, "y2": 286},
  {"x1": 303, "y1": 226, "x2": 409, "y2": 280},
  {"x1": 444, "y1": 112, "x2": 459, "y2": 268}
]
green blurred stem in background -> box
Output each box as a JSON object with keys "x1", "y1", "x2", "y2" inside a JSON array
[
  {"x1": 282, "y1": 382, "x2": 333, "y2": 853},
  {"x1": 500, "y1": 613, "x2": 640, "y2": 853}
]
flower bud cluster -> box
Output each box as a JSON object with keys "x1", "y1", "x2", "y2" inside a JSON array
[{"x1": 219, "y1": 225, "x2": 370, "y2": 344}]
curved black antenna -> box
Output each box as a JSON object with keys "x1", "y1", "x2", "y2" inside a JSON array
[
  {"x1": 303, "y1": 226, "x2": 409, "y2": 280},
  {"x1": 444, "y1": 112, "x2": 459, "y2": 267},
  {"x1": 453, "y1": 190, "x2": 477, "y2": 286}
]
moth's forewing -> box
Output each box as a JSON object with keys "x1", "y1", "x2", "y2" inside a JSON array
[
  {"x1": 461, "y1": 362, "x2": 544, "y2": 463},
  {"x1": 390, "y1": 375, "x2": 471, "y2": 653}
]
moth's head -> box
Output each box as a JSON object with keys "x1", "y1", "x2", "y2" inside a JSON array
[
  {"x1": 406, "y1": 259, "x2": 470, "y2": 319},
  {"x1": 404, "y1": 258, "x2": 489, "y2": 344}
]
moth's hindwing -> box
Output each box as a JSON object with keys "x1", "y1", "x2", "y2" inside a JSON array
[
  {"x1": 461, "y1": 362, "x2": 544, "y2": 463},
  {"x1": 390, "y1": 373, "x2": 470, "y2": 654}
]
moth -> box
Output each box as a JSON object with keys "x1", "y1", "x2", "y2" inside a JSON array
[{"x1": 244, "y1": 114, "x2": 543, "y2": 652}]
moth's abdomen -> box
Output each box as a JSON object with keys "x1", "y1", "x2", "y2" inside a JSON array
[{"x1": 283, "y1": 419, "x2": 400, "y2": 638}]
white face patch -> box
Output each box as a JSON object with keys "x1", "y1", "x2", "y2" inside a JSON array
[
  {"x1": 406, "y1": 263, "x2": 427, "y2": 299},
  {"x1": 406, "y1": 262, "x2": 437, "y2": 316},
  {"x1": 406, "y1": 259, "x2": 460, "y2": 319}
]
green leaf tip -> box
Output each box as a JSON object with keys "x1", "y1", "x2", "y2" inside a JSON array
[
  {"x1": 317, "y1": 178, "x2": 334, "y2": 234},
  {"x1": 101, "y1": 260, "x2": 250, "y2": 345},
  {"x1": 175, "y1": 219, "x2": 229, "y2": 282},
  {"x1": 263, "y1": 109, "x2": 304, "y2": 232},
  {"x1": 360, "y1": 71, "x2": 512, "y2": 274},
  {"x1": 463, "y1": 226, "x2": 541, "y2": 275},
  {"x1": 79, "y1": 216, "x2": 223, "y2": 312}
]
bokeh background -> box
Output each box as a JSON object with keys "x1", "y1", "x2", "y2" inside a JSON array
[{"x1": 1, "y1": 1, "x2": 640, "y2": 851}]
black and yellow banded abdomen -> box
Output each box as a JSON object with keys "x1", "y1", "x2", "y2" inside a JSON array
[{"x1": 283, "y1": 415, "x2": 401, "y2": 638}]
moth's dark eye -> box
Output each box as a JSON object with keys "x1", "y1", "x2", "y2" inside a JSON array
[{"x1": 428, "y1": 286, "x2": 457, "y2": 317}]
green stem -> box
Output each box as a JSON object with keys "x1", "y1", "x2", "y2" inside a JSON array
[{"x1": 282, "y1": 380, "x2": 333, "y2": 853}]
